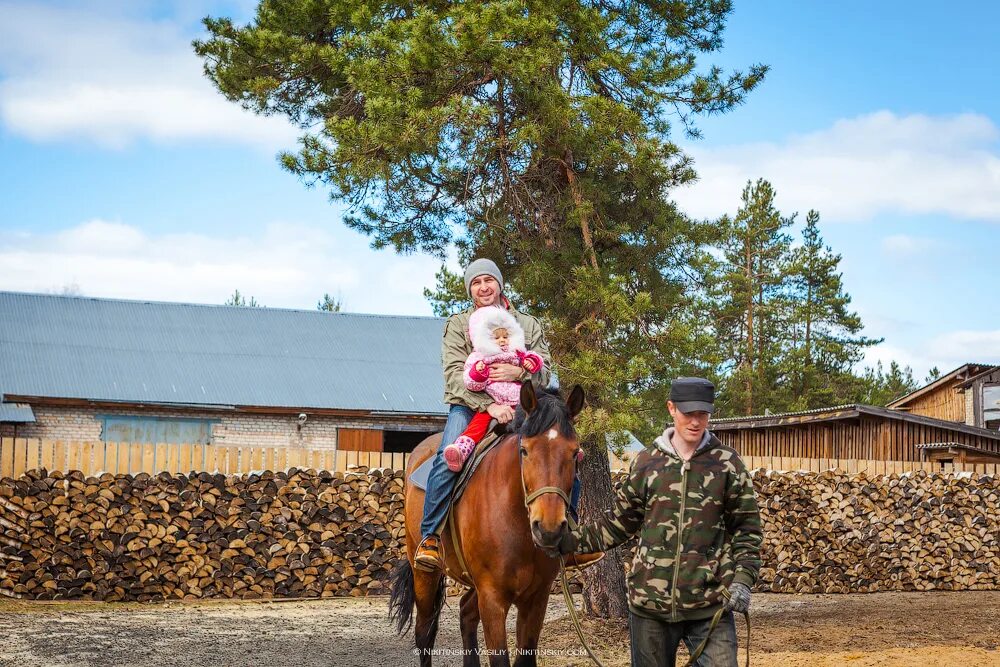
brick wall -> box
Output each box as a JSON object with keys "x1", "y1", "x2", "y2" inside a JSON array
[{"x1": 9, "y1": 403, "x2": 444, "y2": 450}]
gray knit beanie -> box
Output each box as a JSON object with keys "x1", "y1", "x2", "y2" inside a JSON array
[{"x1": 463, "y1": 258, "x2": 504, "y2": 297}]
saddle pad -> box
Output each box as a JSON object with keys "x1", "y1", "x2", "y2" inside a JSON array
[
  {"x1": 409, "y1": 456, "x2": 434, "y2": 491},
  {"x1": 409, "y1": 427, "x2": 509, "y2": 498}
]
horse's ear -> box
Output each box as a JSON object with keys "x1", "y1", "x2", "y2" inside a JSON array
[
  {"x1": 520, "y1": 382, "x2": 538, "y2": 414},
  {"x1": 567, "y1": 385, "x2": 585, "y2": 420}
]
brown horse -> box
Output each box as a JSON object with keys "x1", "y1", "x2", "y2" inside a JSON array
[{"x1": 388, "y1": 383, "x2": 585, "y2": 667}]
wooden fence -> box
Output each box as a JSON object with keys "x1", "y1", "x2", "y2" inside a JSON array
[
  {"x1": 3, "y1": 438, "x2": 998, "y2": 479},
  {"x1": 609, "y1": 451, "x2": 1000, "y2": 475},
  {"x1": 0, "y1": 438, "x2": 411, "y2": 478}
]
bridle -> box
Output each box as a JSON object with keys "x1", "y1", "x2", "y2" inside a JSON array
[{"x1": 517, "y1": 434, "x2": 578, "y2": 530}]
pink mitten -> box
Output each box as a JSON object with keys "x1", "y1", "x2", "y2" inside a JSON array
[
  {"x1": 468, "y1": 360, "x2": 490, "y2": 383},
  {"x1": 519, "y1": 351, "x2": 543, "y2": 374}
]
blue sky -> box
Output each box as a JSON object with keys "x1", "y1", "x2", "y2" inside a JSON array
[{"x1": 0, "y1": 0, "x2": 997, "y2": 378}]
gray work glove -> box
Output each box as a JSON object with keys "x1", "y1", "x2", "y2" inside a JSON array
[
  {"x1": 724, "y1": 582, "x2": 751, "y2": 614},
  {"x1": 546, "y1": 531, "x2": 579, "y2": 558}
]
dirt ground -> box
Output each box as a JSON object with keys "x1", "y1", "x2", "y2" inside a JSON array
[{"x1": 0, "y1": 591, "x2": 997, "y2": 667}]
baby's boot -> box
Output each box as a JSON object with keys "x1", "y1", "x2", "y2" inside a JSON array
[{"x1": 443, "y1": 435, "x2": 476, "y2": 472}]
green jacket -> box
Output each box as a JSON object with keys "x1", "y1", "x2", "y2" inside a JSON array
[
  {"x1": 441, "y1": 305, "x2": 552, "y2": 412},
  {"x1": 574, "y1": 429, "x2": 762, "y2": 622}
]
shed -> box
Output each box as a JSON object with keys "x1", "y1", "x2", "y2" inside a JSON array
[
  {"x1": 710, "y1": 404, "x2": 1000, "y2": 463},
  {"x1": 0, "y1": 292, "x2": 448, "y2": 452},
  {"x1": 887, "y1": 363, "x2": 995, "y2": 423}
]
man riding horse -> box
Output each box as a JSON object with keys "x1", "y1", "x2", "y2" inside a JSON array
[{"x1": 413, "y1": 258, "x2": 602, "y2": 572}]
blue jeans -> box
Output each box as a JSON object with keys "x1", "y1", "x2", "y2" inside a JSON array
[
  {"x1": 420, "y1": 404, "x2": 474, "y2": 537},
  {"x1": 629, "y1": 611, "x2": 738, "y2": 667},
  {"x1": 420, "y1": 403, "x2": 584, "y2": 537}
]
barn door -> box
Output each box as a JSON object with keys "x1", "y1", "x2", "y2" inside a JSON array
[{"x1": 338, "y1": 428, "x2": 384, "y2": 452}]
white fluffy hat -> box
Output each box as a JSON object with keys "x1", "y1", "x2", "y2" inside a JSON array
[{"x1": 468, "y1": 306, "x2": 525, "y2": 355}]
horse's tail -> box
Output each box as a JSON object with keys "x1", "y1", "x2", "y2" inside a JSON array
[
  {"x1": 388, "y1": 557, "x2": 446, "y2": 639},
  {"x1": 388, "y1": 558, "x2": 417, "y2": 635}
]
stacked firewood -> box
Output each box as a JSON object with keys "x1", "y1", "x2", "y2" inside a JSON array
[
  {"x1": 0, "y1": 467, "x2": 406, "y2": 601},
  {"x1": 2, "y1": 465, "x2": 997, "y2": 600},
  {"x1": 750, "y1": 469, "x2": 1000, "y2": 593}
]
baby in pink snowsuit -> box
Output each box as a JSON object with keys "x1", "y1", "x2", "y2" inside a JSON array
[{"x1": 442, "y1": 306, "x2": 544, "y2": 471}]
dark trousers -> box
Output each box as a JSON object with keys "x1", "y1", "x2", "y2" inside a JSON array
[{"x1": 629, "y1": 611, "x2": 737, "y2": 667}]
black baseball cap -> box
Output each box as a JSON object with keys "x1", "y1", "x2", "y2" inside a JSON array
[{"x1": 669, "y1": 377, "x2": 715, "y2": 414}]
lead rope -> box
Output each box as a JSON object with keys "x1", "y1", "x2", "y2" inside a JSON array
[
  {"x1": 685, "y1": 606, "x2": 750, "y2": 667},
  {"x1": 558, "y1": 555, "x2": 607, "y2": 667}
]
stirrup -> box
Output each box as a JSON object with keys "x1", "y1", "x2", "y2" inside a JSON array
[{"x1": 414, "y1": 535, "x2": 443, "y2": 572}]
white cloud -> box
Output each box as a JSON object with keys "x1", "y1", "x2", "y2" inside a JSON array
[
  {"x1": 0, "y1": 2, "x2": 297, "y2": 149},
  {"x1": 863, "y1": 331, "x2": 1000, "y2": 380},
  {"x1": 881, "y1": 234, "x2": 935, "y2": 257},
  {"x1": 0, "y1": 220, "x2": 443, "y2": 316},
  {"x1": 674, "y1": 111, "x2": 1000, "y2": 223}
]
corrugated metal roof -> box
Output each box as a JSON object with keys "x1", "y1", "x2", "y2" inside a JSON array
[
  {"x1": 710, "y1": 404, "x2": 859, "y2": 424},
  {"x1": 0, "y1": 403, "x2": 35, "y2": 423},
  {"x1": 710, "y1": 403, "x2": 1000, "y2": 442},
  {"x1": 0, "y1": 292, "x2": 447, "y2": 416}
]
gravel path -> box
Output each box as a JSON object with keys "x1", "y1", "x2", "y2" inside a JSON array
[
  {"x1": 0, "y1": 594, "x2": 573, "y2": 667},
  {"x1": 2, "y1": 591, "x2": 998, "y2": 667}
]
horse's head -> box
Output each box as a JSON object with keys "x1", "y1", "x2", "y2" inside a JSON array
[{"x1": 516, "y1": 382, "x2": 586, "y2": 551}]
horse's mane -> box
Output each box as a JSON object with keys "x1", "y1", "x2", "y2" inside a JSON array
[{"x1": 509, "y1": 388, "x2": 577, "y2": 440}]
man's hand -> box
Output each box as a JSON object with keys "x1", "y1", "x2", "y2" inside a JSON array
[
  {"x1": 486, "y1": 403, "x2": 515, "y2": 424},
  {"x1": 724, "y1": 582, "x2": 751, "y2": 614},
  {"x1": 544, "y1": 530, "x2": 579, "y2": 559},
  {"x1": 488, "y1": 362, "x2": 522, "y2": 381}
]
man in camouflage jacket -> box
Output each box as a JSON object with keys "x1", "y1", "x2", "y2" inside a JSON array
[{"x1": 558, "y1": 377, "x2": 762, "y2": 666}]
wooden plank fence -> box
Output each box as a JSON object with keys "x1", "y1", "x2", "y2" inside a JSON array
[
  {"x1": 4, "y1": 438, "x2": 998, "y2": 478},
  {"x1": 0, "y1": 438, "x2": 411, "y2": 478},
  {"x1": 608, "y1": 450, "x2": 1000, "y2": 475}
]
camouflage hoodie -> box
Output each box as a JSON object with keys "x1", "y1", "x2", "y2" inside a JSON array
[{"x1": 574, "y1": 428, "x2": 762, "y2": 621}]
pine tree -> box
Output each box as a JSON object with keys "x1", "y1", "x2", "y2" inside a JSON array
[
  {"x1": 196, "y1": 0, "x2": 766, "y2": 617},
  {"x1": 857, "y1": 361, "x2": 919, "y2": 406},
  {"x1": 422, "y1": 267, "x2": 468, "y2": 318},
  {"x1": 224, "y1": 289, "x2": 261, "y2": 307},
  {"x1": 317, "y1": 293, "x2": 343, "y2": 312},
  {"x1": 710, "y1": 179, "x2": 793, "y2": 415},
  {"x1": 785, "y1": 211, "x2": 881, "y2": 409}
]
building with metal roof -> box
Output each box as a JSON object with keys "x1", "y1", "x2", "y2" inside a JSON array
[
  {"x1": 886, "y1": 362, "x2": 997, "y2": 425},
  {"x1": 0, "y1": 292, "x2": 447, "y2": 451}
]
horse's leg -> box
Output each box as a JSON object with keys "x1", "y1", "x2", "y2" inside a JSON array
[
  {"x1": 478, "y1": 585, "x2": 513, "y2": 667},
  {"x1": 512, "y1": 588, "x2": 550, "y2": 667},
  {"x1": 413, "y1": 568, "x2": 446, "y2": 667},
  {"x1": 459, "y1": 587, "x2": 481, "y2": 667}
]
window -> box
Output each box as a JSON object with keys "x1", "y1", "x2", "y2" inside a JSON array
[
  {"x1": 99, "y1": 415, "x2": 217, "y2": 444},
  {"x1": 983, "y1": 384, "x2": 1000, "y2": 430}
]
